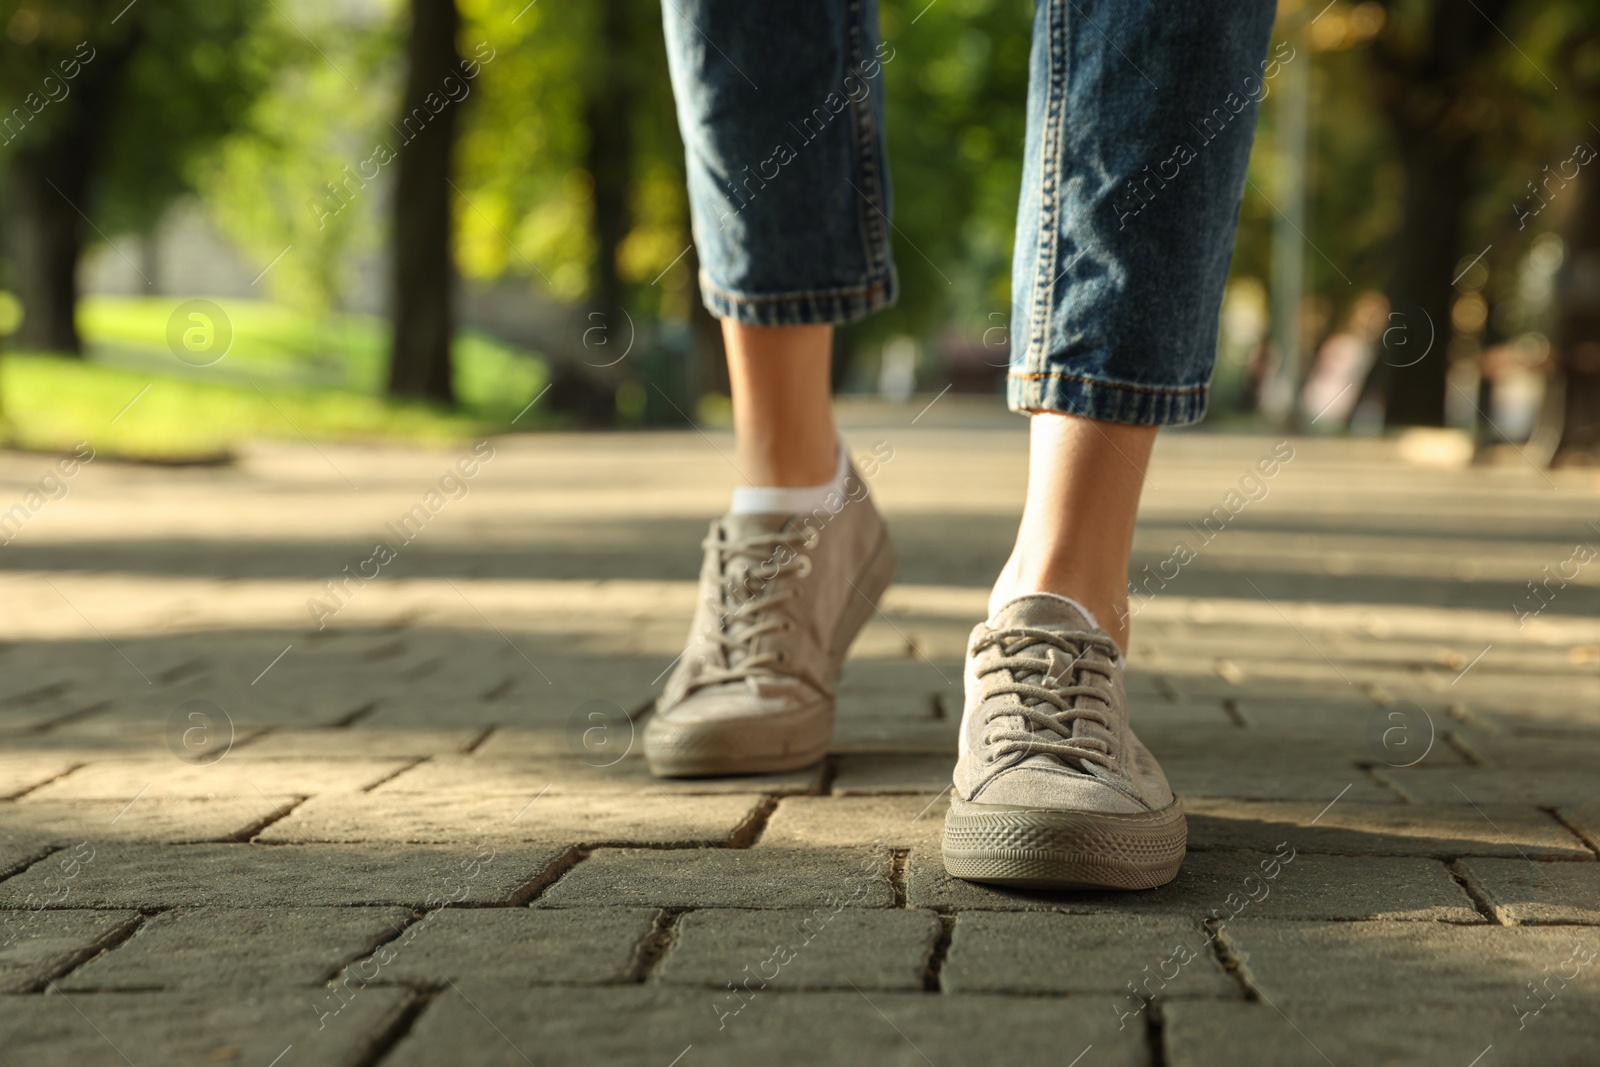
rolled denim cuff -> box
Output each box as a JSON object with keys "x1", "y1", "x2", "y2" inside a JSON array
[
  {"x1": 700, "y1": 269, "x2": 898, "y2": 327},
  {"x1": 1007, "y1": 370, "x2": 1209, "y2": 427}
]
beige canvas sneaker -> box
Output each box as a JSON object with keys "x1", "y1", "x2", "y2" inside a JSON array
[
  {"x1": 645, "y1": 462, "x2": 895, "y2": 777},
  {"x1": 942, "y1": 593, "x2": 1186, "y2": 889}
]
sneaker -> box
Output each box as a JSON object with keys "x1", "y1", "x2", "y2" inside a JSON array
[
  {"x1": 645, "y1": 462, "x2": 895, "y2": 776},
  {"x1": 942, "y1": 593, "x2": 1186, "y2": 889}
]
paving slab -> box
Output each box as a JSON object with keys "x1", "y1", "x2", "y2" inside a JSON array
[
  {"x1": 942, "y1": 911, "x2": 1238, "y2": 998},
  {"x1": 255, "y1": 791, "x2": 766, "y2": 846},
  {"x1": 1219, "y1": 919, "x2": 1600, "y2": 1011},
  {"x1": 829, "y1": 754, "x2": 953, "y2": 795},
  {"x1": 0, "y1": 844, "x2": 567, "y2": 908},
  {"x1": 59, "y1": 906, "x2": 413, "y2": 990},
  {"x1": 1185, "y1": 798, "x2": 1591, "y2": 858},
  {"x1": 0, "y1": 989, "x2": 412, "y2": 1066},
  {"x1": 658, "y1": 907, "x2": 939, "y2": 991},
  {"x1": 0, "y1": 909, "x2": 140, "y2": 993},
  {"x1": 1164, "y1": 1000, "x2": 1600, "y2": 1067},
  {"x1": 536, "y1": 848, "x2": 895, "y2": 909},
  {"x1": 343, "y1": 906, "x2": 658, "y2": 986},
  {"x1": 1373, "y1": 766, "x2": 1600, "y2": 808},
  {"x1": 907, "y1": 848, "x2": 1483, "y2": 921},
  {"x1": 1559, "y1": 800, "x2": 1600, "y2": 853},
  {"x1": 382, "y1": 986, "x2": 1145, "y2": 1067},
  {"x1": 2, "y1": 797, "x2": 295, "y2": 844},
  {"x1": 758, "y1": 795, "x2": 946, "y2": 850},
  {"x1": 0, "y1": 755, "x2": 78, "y2": 799},
  {"x1": 235, "y1": 726, "x2": 485, "y2": 758},
  {"x1": 1458, "y1": 858, "x2": 1600, "y2": 925},
  {"x1": 26, "y1": 758, "x2": 410, "y2": 800},
  {"x1": 1453, "y1": 729, "x2": 1600, "y2": 771},
  {"x1": 372, "y1": 754, "x2": 824, "y2": 796}
]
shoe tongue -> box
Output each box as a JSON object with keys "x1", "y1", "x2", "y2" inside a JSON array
[
  {"x1": 987, "y1": 593, "x2": 1099, "y2": 636},
  {"x1": 720, "y1": 512, "x2": 794, "y2": 540}
]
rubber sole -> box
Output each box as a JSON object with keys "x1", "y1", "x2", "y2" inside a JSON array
[
  {"x1": 645, "y1": 529, "x2": 896, "y2": 778},
  {"x1": 942, "y1": 798, "x2": 1187, "y2": 890}
]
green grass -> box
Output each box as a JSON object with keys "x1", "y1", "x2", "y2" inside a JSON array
[{"x1": 2, "y1": 297, "x2": 550, "y2": 461}]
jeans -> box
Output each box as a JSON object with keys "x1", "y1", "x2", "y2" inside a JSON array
[{"x1": 662, "y1": 0, "x2": 1279, "y2": 426}]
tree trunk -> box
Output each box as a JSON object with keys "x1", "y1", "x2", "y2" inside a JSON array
[
  {"x1": 1379, "y1": 138, "x2": 1473, "y2": 426},
  {"x1": 584, "y1": 0, "x2": 634, "y2": 321},
  {"x1": 387, "y1": 0, "x2": 461, "y2": 403},
  {"x1": 1550, "y1": 171, "x2": 1600, "y2": 462},
  {"x1": 9, "y1": 157, "x2": 84, "y2": 353},
  {"x1": 7, "y1": 26, "x2": 143, "y2": 355}
]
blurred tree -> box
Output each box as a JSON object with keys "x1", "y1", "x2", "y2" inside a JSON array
[
  {"x1": 1549, "y1": 171, "x2": 1600, "y2": 462},
  {"x1": 388, "y1": 0, "x2": 462, "y2": 402},
  {"x1": 0, "y1": 0, "x2": 268, "y2": 353},
  {"x1": 1360, "y1": 0, "x2": 1520, "y2": 426}
]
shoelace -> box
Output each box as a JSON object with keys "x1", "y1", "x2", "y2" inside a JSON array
[
  {"x1": 682, "y1": 529, "x2": 823, "y2": 696},
  {"x1": 974, "y1": 626, "x2": 1120, "y2": 769}
]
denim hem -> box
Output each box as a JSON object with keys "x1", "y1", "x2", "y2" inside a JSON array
[
  {"x1": 700, "y1": 268, "x2": 899, "y2": 327},
  {"x1": 1007, "y1": 370, "x2": 1209, "y2": 427}
]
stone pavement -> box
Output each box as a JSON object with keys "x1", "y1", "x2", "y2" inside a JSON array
[{"x1": 1, "y1": 397, "x2": 1598, "y2": 1066}]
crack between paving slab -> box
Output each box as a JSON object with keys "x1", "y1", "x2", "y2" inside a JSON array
[
  {"x1": 1446, "y1": 859, "x2": 1510, "y2": 925},
  {"x1": 460, "y1": 726, "x2": 495, "y2": 754},
  {"x1": 507, "y1": 845, "x2": 587, "y2": 905},
  {"x1": 399, "y1": 657, "x2": 445, "y2": 683},
  {"x1": 725, "y1": 796, "x2": 781, "y2": 848},
  {"x1": 1549, "y1": 806, "x2": 1600, "y2": 858},
  {"x1": 1444, "y1": 730, "x2": 1488, "y2": 766},
  {"x1": 0, "y1": 843, "x2": 66, "y2": 886},
  {"x1": 3, "y1": 681, "x2": 71, "y2": 708},
  {"x1": 237, "y1": 796, "x2": 308, "y2": 842},
  {"x1": 1208, "y1": 921, "x2": 1262, "y2": 1002},
  {"x1": 22, "y1": 911, "x2": 146, "y2": 993},
  {"x1": 922, "y1": 912, "x2": 955, "y2": 992},
  {"x1": 157, "y1": 657, "x2": 208, "y2": 685},
  {"x1": 1146, "y1": 997, "x2": 1171, "y2": 1067},
  {"x1": 32, "y1": 700, "x2": 112, "y2": 734},
  {"x1": 362, "y1": 757, "x2": 430, "y2": 793},
  {"x1": 629, "y1": 907, "x2": 686, "y2": 983},
  {"x1": 4, "y1": 761, "x2": 87, "y2": 800},
  {"x1": 350, "y1": 986, "x2": 437, "y2": 1067},
  {"x1": 321, "y1": 910, "x2": 428, "y2": 984},
  {"x1": 889, "y1": 850, "x2": 909, "y2": 908},
  {"x1": 1364, "y1": 765, "x2": 1417, "y2": 803},
  {"x1": 479, "y1": 676, "x2": 515, "y2": 703},
  {"x1": 816, "y1": 756, "x2": 837, "y2": 796},
  {"x1": 333, "y1": 701, "x2": 380, "y2": 728}
]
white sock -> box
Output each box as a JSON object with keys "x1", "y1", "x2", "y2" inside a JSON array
[{"x1": 730, "y1": 438, "x2": 850, "y2": 515}]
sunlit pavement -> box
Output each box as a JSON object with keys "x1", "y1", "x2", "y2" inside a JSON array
[{"x1": 2, "y1": 397, "x2": 1598, "y2": 1065}]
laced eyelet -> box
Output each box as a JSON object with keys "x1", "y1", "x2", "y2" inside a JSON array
[
  {"x1": 802, "y1": 530, "x2": 821, "y2": 550},
  {"x1": 796, "y1": 556, "x2": 814, "y2": 578}
]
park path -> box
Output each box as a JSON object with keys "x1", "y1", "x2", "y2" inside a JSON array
[{"x1": 1, "y1": 399, "x2": 1598, "y2": 1065}]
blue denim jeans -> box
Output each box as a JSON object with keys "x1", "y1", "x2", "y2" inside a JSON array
[{"x1": 663, "y1": 0, "x2": 1279, "y2": 425}]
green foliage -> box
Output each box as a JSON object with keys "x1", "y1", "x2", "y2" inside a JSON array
[
  {"x1": 0, "y1": 0, "x2": 274, "y2": 231},
  {"x1": 194, "y1": 1, "x2": 402, "y2": 312}
]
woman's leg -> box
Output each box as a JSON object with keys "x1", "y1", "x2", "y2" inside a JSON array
[
  {"x1": 944, "y1": 0, "x2": 1279, "y2": 891},
  {"x1": 990, "y1": 413, "x2": 1155, "y2": 654},
  {"x1": 648, "y1": 0, "x2": 899, "y2": 777},
  {"x1": 724, "y1": 323, "x2": 837, "y2": 487}
]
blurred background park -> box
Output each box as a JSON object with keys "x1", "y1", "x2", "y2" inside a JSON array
[{"x1": 2, "y1": 0, "x2": 1600, "y2": 464}]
